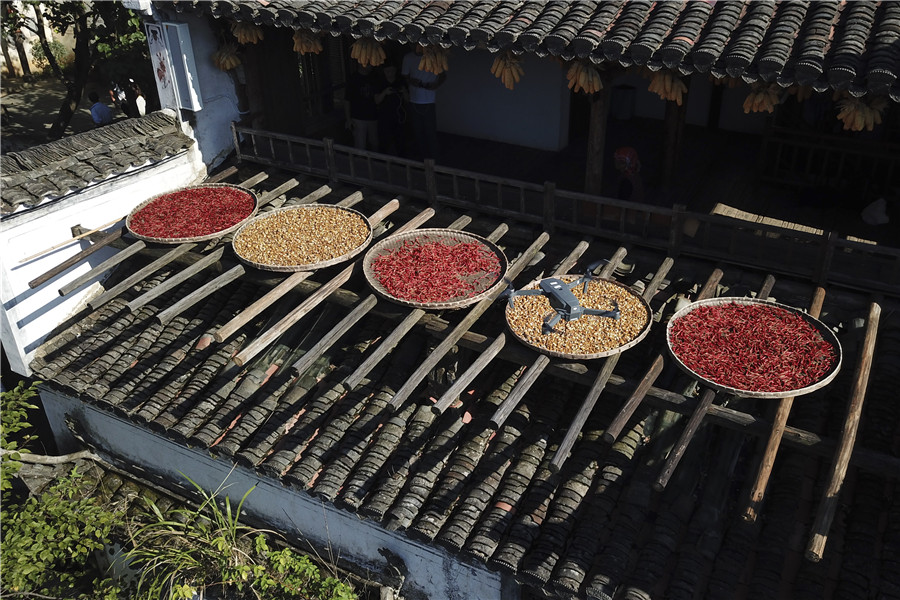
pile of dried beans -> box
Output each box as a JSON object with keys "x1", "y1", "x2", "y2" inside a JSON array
[
  {"x1": 669, "y1": 302, "x2": 837, "y2": 393},
  {"x1": 129, "y1": 186, "x2": 255, "y2": 239},
  {"x1": 372, "y1": 239, "x2": 502, "y2": 304}
]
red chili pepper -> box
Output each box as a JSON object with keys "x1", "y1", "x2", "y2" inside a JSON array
[
  {"x1": 130, "y1": 186, "x2": 255, "y2": 238},
  {"x1": 670, "y1": 302, "x2": 836, "y2": 393},
  {"x1": 373, "y1": 240, "x2": 501, "y2": 303}
]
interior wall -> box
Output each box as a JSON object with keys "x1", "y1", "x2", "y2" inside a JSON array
[{"x1": 437, "y1": 49, "x2": 571, "y2": 152}]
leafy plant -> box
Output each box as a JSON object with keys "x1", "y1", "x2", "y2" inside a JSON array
[
  {"x1": 1, "y1": 380, "x2": 39, "y2": 491},
  {"x1": 0, "y1": 466, "x2": 125, "y2": 598},
  {"x1": 126, "y1": 475, "x2": 357, "y2": 600},
  {"x1": 31, "y1": 37, "x2": 71, "y2": 71}
]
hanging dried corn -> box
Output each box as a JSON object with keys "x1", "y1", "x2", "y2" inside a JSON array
[
  {"x1": 709, "y1": 74, "x2": 741, "y2": 88},
  {"x1": 742, "y1": 83, "x2": 780, "y2": 114},
  {"x1": 231, "y1": 21, "x2": 263, "y2": 44},
  {"x1": 212, "y1": 43, "x2": 241, "y2": 71},
  {"x1": 566, "y1": 60, "x2": 602, "y2": 94},
  {"x1": 292, "y1": 29, "x2": 323, "y2": 54},
  {"x1": 648, "y1": 70, "x2": 687, "y2": 105},
  {"x1": 837, "y1": 96, "x2": 889, "y2": 132},
  {"x1": 418, "y1": 46, "x2": 449, "y2": 75},
  {"x1": 491, "y1": 50, "x2": 523, "y2": 90},
  {"x1": 350, "y1": 37, "x2": 386, "y2": 67}
]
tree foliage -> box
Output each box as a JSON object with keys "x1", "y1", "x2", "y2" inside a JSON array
[{"x1": 1, "y1": 1, "x2": 151, "y2": 138}]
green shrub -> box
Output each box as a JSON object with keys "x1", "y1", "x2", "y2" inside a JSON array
[
  {"x1": 30, "y1": 38, "x2": 72, "y2": 71},
  {"x1": 0, "y1": 466, "x2": 125, "y2": 599},
  {"x1": 1, "y1": 380, "x2": 39, "y2": 491}
]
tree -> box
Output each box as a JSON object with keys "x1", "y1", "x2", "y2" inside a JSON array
[{"x1": 0, "y1": 0, "x2": 148, "y2": 139}]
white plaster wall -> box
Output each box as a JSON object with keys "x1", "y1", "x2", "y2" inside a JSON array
[
  {"x1": 150, "y1": 10, "x2": 243, "y2": 170},
  {"x1": 438, "y1": 49, "x2": 571, "y2": 152},
  {"x1": 0, "y1": 151, "x2": 203, "y2": 376},
  {"x1": 41, "y1": 389, "x2": 516, "y2": 600}
]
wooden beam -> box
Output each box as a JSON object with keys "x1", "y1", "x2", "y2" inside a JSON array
[{"x1": 29, "y1": 227, "x2": 124, "y2": 290}]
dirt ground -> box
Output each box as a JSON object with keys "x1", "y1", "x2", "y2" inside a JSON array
[{"x1": 0, "y1": 75, "x2": 128, "y2": 154}]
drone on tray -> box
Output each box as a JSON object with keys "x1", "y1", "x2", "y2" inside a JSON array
[{"x1": 503, "y1": 261, "x2": 620, "y2": 334}]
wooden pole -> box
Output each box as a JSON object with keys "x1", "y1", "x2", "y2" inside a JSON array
[
  {"x1": 87, "y1": 243, "x2": 197, "y2": 310},
  {"x1": 743, "y1": 286, "x2": 825, "y2": 522},
  {"x1": 806, "y1": 301, "x2": 880, "y2": 562},
  {"x1": 289, "y1": 294, "x2": 379, "y2": 376},
  {"x1": 156, "y1": 266, "x2": 245, "y2": 325},
  {"x1": 204, "y1": 165, "x2": 238, "y2": 184},
  {"x1": 28, "y1": 228, "x2": 123, "y2": 291},
  {"x1": 125, "y1": 247, "x2": 226, "y2": 313},
  {"x1": 387, "y1": 232, "x2": 551, "y2": 410},
  {"x1": 432, "y1": 334, "x2": 507, "y2": 414},
  {"x1": 55, "y1": 240, "x2": 145, "y2": 295},
  {"x1": 19, "y1": 217, "x2": 124, "y2": 264},
  {"x1": 232, "y1": 206, "x2": 433, "y2": 367}
]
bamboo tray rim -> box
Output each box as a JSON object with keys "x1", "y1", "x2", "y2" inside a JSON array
[
  {"x1": 362, "y1": 228, "x2": 509, "y2": 310},
  {"x1": 231, "y1": 204, "x2": 374, "y2": 273},
  {"x1": 505, "y1": 275, "x2": 652, "y2": 360},
  {"x1": 125, "y1": 183, "x2": 259, "y2": 244},
  {"x1": 665, "y1": 296, "x2": 843, "y2": 399}
]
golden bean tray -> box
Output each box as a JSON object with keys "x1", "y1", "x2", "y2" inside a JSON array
[
  {"x1": 125, "y1": 183, "x2": 259, "y2": 244},
  {"x1": 665, "y1": 297, "x2": 842, "y2": 399},
  {"x1": 231, "y1": 204, "x2": 373, "y2": 272},
  {"x1": 506, "y1": 276, "x2": 652, "y2": 360},
  {"x1": 363, "y1": 228, "x2": 509, "y2": 310}
]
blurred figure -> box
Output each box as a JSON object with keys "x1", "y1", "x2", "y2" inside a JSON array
[
  {"x1": 345, "y1": 62, "x2": 380, "y2": 151},
  {"x1": 613, "y1": 146, "x2": 645, "y2": 203},
  {"x1": 376, "y1": 62, "x2": 407, "y2": 156},
  {"x1": 401, "y1": 45, "x2": 445, "y2": 160},
  {"x1": 89, "y1": 91, "x2": 113, "y2": 126},
  {"x1": 130, "y1": 80, "x2": 147, "y2": 117}
]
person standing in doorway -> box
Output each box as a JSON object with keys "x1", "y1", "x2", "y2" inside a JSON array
[
  {"x1": 401, "y1": 45, "x2": 445, "y2": 160},
  {"x1": 345, "y1": 61, "x2": 380, "y2": 151},
  {"x1": 376, "y1": 62, "x2": 407, "y2": 156}
]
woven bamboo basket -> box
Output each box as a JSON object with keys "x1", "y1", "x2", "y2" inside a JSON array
[
  {"x1": 666, "y1": 296, "x2": 843, "y2": 399},
  {"x1": 232, "y1": 204, "x2": 373, "y2": 273},
  {"x1": 506, "y1": 275, "x2": 652, "y2": 360},
  {"x1": 363, "y1": 228, "x2": 508, "y2": 310},
  {"x1": 125, "y1": 183, "x2": 259, "y2": 244}
]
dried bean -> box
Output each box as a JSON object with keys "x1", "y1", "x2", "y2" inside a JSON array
[
  {"x1": 233, "y1": 205, "x2": 369, "y2": 267},
  {"x1": 506, "y1": 277, "x2": 650, "y2": 356}
]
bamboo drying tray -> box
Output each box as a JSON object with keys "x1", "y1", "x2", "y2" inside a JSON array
[
  {"x1": 506, "y1": 276, "x2": 652, "y2": 360},
  {"x1": 363, "y1": 228, "x2": 509, "y2": 310},
  {"x1": 125, "y1": 183, "x2": 259, "y2": 244},
  {"x1": 232, "y1": 204, "x2": 373, "y2": 273},
  {"x1": 666, "y1": 297, "x2": 843, "y2": 399}
]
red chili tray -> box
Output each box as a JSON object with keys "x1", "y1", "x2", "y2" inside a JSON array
[
  {"x1": 126, "y1": 183, "x2": 259, "y2": 244},
  {"x1": 666, "y1": 297, "x2": 843, "y2": 399},
  {"x1": 362, "y1": 228, "x2": 508, "y2": 310}
]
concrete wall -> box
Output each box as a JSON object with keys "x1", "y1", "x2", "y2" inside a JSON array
[
  {"x1": 438, "y1": 49, "x2": 571, "y2": 152},
  {"x1": 0, "y1": 150, "x2": 204, "y2": 377},
  {"x1": 40, "y1": 388, "x2": 519, "y2": 600}
]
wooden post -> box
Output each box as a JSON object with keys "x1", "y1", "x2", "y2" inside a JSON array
[
  {"x1": 231, "y1": 122, "x2": 243, "y2": 164},
  {"x1": 424, "y1": 158, "x2": 438, "y2": 209},
  {"x1": 542, "y1": 181, "x2": 556, "y2": 233},
  {"x1": 584, "y1": 83, "x2": 611, "y2": 195},
  {"x1": 669, "y1": 203, "x2": 686, "y2": 256},
  {"x1": 806, "y1": 301, "x2": 881, "y2": 562},
  {"x1": 742, "y1": 286, "x2": 825, "y2": 521},
  {"x1": 661, "y1": 94, "x2": 687, "y2": 189},
  {"x1": 814, "y1": 231, "x2": 837, "y2": 286},
  {"x1": 324, "y1": 137, "x2": 338, "y2": 184}
]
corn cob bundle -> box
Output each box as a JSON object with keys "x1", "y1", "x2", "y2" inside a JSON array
[
  {"x1": 742, "y1": 83, "x2": 780, "y2": 113},
  {"x1": 788, "y1": 85, "x2": 813, "y2": 102},
  {"x1": 491, "y1": 51, "x2": 523, "y2": 90},
  {"x1": 837, "y1": 96, "x2": 889, "y2": 132},
  {"x1": 648, "y1": 70, "x2": 687, "y2": 105},
  {"x1": 418, "y1": 46, "x2": 449, "y2": 74},
  {"x1": 709, "y1": 74, "x2": 741, "y2": 88},
  {"x1": 231, "y1": 21, "x2": 263, "y2": 44},
  {"x1": 566, "y1": 60, "x2": 602, "y2": 94},
  {"x1": 292, "y1": 29, "x2": 323, "y2": 54},
  {"x1": 212, "y1": 43, "x2": 241, "y2": 71},
  {"x1": 350, "y1": 37, "x2": 386, "y2": 67}
]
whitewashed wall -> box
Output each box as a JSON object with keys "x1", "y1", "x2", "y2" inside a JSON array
[{"x1": 1, "y1": 150, "x2": 203, "y2": 377}]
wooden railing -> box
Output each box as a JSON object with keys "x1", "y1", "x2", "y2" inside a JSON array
[{"x1": 232, "y1": 124, "x2": 900, "y2": 297}]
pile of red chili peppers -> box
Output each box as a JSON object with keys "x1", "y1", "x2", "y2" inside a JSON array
[
  {"x1": 372, "y1": 240, "x2": 502, "y2": 303},
  {"x1": 129, "y1": 186, "x2": 255, "y2": 239},
  {"x1": 669, "y1": 302, "x2": 837, "y2": 393}
]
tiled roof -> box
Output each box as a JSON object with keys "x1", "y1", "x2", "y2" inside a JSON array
[
  {"x1": 31, "y1": 172, "x2": 900, "y2": 599},
  {"x1": 165, "y1": 0, "x2": 900, "y2": 100},
  {"x1": 0, "y1": 110, "x2": 194, "y2": 215}
]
